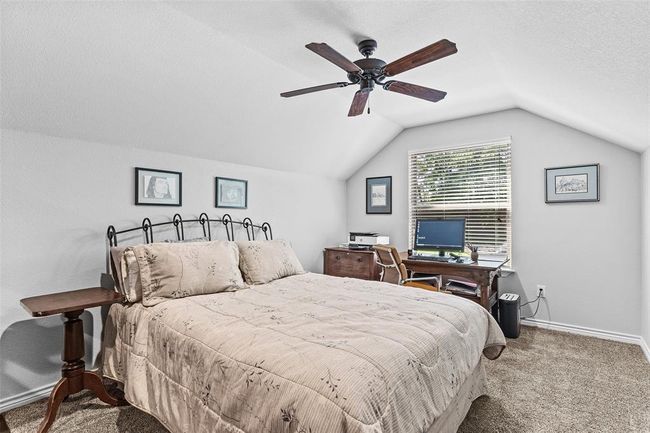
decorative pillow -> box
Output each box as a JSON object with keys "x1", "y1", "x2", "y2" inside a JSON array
[
  {"x1": 128, "y1": 240, "x2": 245, "y2": 306},
  {"x1": 237, "y1": 240, "x2": 305, "y2": 284}
]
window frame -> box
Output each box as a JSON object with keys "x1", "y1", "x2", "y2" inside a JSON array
[{"x1": 408, "y1": 137, "x2": 512, "y2": 262}]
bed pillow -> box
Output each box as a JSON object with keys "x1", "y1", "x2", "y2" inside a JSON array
[
  {"x1": 128, "y1": 240, "x2": 245, "y2": 306},
  {"x1": 109, "y1": 246, "x2": 144, "y2": 302},
  {"x1": 112, "y1": 238, "x2": 218, "y2": 303},
  {"x1": 121, "y1": 249, "x2": 144, "y2": 303},
  {"x1": 237, "y1": 240, "x2": 305, "y2": 284},
  {"x1": 109, "y1": 246, "x2": 127, "y2": 296}
]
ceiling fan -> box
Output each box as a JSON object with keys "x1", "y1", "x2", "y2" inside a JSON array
[{"x1": 280, "y1": 38, "x2": 457, "y2": 116}]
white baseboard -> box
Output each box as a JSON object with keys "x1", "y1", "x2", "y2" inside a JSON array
[
  {"x1": 640, "y1": 337, "x2": 650, "y2": 364},
  {"x1": 522, "y1": 318, "x2": 650, "y2": 363},
  {"x1": 0, "y1": 381, "x2": 56, "y2": 414}
]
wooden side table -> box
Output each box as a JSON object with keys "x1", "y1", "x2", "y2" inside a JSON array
[{"x1": 20, "y1": 287, "x2": 126, "y2": 433}]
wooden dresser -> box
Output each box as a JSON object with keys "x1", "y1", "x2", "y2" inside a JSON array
[{"x1": 323, "y1": 247, "x2": 380, "y2": 281}]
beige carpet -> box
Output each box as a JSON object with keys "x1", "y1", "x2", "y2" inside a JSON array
[{"x1": 2, "y1": 327, "x2": 649, "y2": 433}]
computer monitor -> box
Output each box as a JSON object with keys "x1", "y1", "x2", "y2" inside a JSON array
[{"x1": 414, "y1": 218, "x2": 466, "y2": 256}]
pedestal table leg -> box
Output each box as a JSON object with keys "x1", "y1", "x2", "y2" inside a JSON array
[{"x1": 36, "y1": 310, "x2": 126, "y2": 433}]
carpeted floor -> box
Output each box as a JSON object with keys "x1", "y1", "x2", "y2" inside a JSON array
[{"x1": 2, "y1": 327, "x2": 649, "y2": 433}]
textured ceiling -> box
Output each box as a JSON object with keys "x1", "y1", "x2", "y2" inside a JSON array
[{"x1": 2, "y1": 1, "x2": 648, "y2": 180}]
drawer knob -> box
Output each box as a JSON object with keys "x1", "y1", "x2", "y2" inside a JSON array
[
  {"x1": 335, "y1": 255, "x2": 340, "y2": 260},
  {"x1": 357, "y1": 258, "x2": 363, "y2": 262}
]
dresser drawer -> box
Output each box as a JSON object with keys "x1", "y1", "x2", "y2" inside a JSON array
[{"x1": 323, "y1": 248, "x2": 379, "y2": 280}]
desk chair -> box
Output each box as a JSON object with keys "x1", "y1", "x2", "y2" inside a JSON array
[{"x1": 373, "y1": 245, "x2": 440, "y2": 292}]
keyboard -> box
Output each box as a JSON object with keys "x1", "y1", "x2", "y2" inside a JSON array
[{"x1": 408, "y1": 255, "x2": 453, "y2": 262}]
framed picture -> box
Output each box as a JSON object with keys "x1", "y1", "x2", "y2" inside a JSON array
[
  {"x1": 135, "y1": 167, "x2": 182, "y2": 206},
  {"x1": 545, "y1": 163, "x2": 599, "y2": 203},
  {"x1": 215, "y1": 177, "x2": 248, "y2": 209},
  {"x1": 366, "y1": 176, "x2": 392, "y2": 214}
]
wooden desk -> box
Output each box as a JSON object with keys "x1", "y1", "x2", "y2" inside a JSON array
[
  {"x1": 21, "y1": 287, "x2": 126, "y2": 433},
  {"x1": 400, "y1": 253, "x2": 508, "y2": 317}
]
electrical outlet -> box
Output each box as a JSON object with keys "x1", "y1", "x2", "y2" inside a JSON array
[{"x1": 537, "y1": 284, "x2": 546, "y2": 298}]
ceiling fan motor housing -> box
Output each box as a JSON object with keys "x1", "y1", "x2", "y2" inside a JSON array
[
  {"x1": 348, "y1": 58, "x2": 387, "y2": 83},
  {"x1": 347, "y1": 39, "x2": 386, "y2": 84}
]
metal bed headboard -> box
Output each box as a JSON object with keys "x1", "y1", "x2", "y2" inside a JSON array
[{"x1": 106, "y1": 213, "x2": 272, "y2": 247}]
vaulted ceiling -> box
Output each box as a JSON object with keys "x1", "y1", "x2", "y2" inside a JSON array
[{"x1": 2, "y1": 1, "x2": 648, "y2": 180}]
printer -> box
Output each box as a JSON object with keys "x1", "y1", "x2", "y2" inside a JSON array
[{"x1": 348, "y1": 232, "x2": 390, "y2": 248}]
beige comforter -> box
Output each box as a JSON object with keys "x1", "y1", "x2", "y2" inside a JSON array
[{"x1": 102, "y1": 273, "x2": 505, "y2": 433}]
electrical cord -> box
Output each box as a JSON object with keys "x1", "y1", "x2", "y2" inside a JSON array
[
  {"x1": 521, "y1": 291, "x2": 542, "y2": 320},
  {"x1": 520, "y1": 292, "x2": 541, "y2": 308}
]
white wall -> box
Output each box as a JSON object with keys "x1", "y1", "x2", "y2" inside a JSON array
[
  {"x1": 642, "y1": 150, "x2": 650, "y2": 350},
  {"x1": 347, "y1": 109, "x2": 642, "y2": 336},
  {"x1": 0, "y1": 128, "x2": 346, "y2": 404}
]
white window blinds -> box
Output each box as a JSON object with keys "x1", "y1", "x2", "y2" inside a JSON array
[{"x1": 408, "y1": 138, "x2": 512, "y2": 257}]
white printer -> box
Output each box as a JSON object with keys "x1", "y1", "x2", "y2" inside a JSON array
[{"x1": 348, "y1": 232, "x2": 390, "y2": 248}]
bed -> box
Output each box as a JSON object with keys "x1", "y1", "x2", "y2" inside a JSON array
[{"x1": 102, "y1": 215, "x2": 505, "y2": 433}]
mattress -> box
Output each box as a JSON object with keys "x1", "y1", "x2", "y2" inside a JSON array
[{"x1": 102, "y1": 273, "x2": 505, "y2": 433}]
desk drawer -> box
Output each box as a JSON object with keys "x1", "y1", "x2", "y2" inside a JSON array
[{"x1": 324, "y1": 249, "x2": 378, "y2": 280}]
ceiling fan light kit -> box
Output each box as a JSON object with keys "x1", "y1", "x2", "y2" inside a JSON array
[{"x1": 281, "y1": 38, "x2": 457, "y2": 117}]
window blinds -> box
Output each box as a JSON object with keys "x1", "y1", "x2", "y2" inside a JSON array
[{"x1": 408, "y1": 139, "x2": 512, "y2": 257}]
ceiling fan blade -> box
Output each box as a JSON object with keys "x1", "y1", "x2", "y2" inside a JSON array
[
  {"x1": 383, "y1": 39, "x2": 457, "y2": 77},
  {"x1": 383, "y1": 80, "x2": 447, "y2": 102},
  {"x1": 348, "y1": 90, "x2": 370, "y2": 117},
  {"x1": 306, "y1": 43, "x2": 363, "y2": 74},
  {"x1": 280, "y1": 82, "x2": 349, "y2": 98}
]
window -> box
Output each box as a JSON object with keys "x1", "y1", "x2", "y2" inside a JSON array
[{"x1": 408, "y1": 138, "x2": 512, "y2": 258}]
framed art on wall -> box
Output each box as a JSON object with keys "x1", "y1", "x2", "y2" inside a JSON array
[
  {"x1": 545, "y1": 163, "x2": 599, "y2": 203},
  {"x1": 366, "y1": 176, "x2": 392, "y2": 214},
  {"x1": 135, "y1": 167, "x2": 182, "y2": 206},
  {"x1": 216, "y1": 177, "x2": 248, "y2": 209}
]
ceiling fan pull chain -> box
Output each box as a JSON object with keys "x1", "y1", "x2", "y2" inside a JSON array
[{"x1": 367, "y1": 94, "x2": 371, "y2": 115}]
